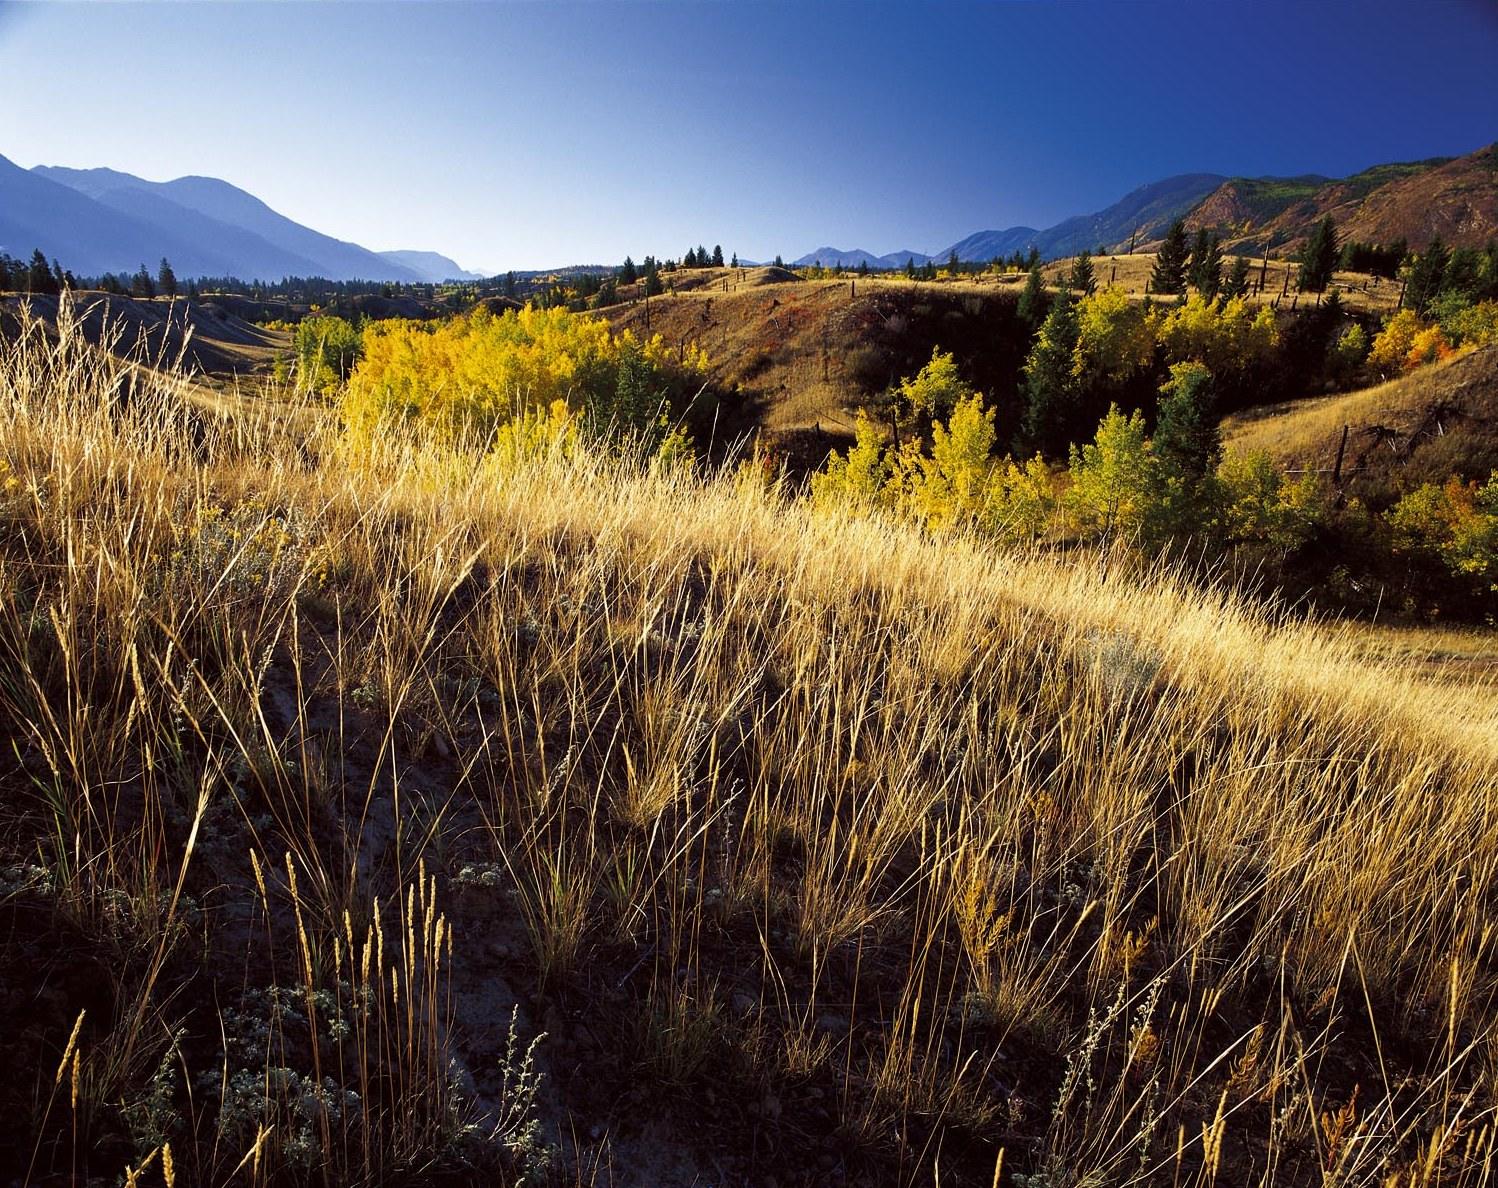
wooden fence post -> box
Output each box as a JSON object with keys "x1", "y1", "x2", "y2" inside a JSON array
[{"x1": 1332, "y1": 424, "x2": 1350, "y2": 485}]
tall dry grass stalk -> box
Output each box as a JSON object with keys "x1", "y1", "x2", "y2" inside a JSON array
[{"x1": 0, "y1": 297, "x2": 1494, "y2": 1185}]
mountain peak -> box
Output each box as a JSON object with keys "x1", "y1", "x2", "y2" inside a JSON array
[{"x1": 11, "y1": 163, "x2": 467, "y2": 282}]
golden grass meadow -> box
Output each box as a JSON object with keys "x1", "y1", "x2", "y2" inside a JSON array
[{"x1": 0, "y1": 298, "x2": 1494, "y2": 1186}]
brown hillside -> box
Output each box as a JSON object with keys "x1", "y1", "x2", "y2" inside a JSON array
[
  {"x1": 1186, "y1": 144, "x2": 1497, "y2": 255},
  {"x1": 1223, "y1": 345, "x2": 1498, "y2": 500},
  {"x1": 1341, "y1": 145, "x2": 1498, "y2": 250},
  {"x1": 602, "y1": 271, "x2": 1030, "y2": 464},
  {"x1": 0, "y1": 290, "x2": 287, "y2": 376}
]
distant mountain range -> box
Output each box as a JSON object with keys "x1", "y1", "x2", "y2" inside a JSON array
[
  {"x1": 5, "y1": 143, "x2": 1492, "y2": 286},
  {"x1": 0, "y1": 157, "x2": 479, "y2": 282},
  {"x1": 797, "y1": 143, "x2": 1496, "y2": 267},
  {"x1": 791, "y1": 247, "x2": 934, "y2": 270}
]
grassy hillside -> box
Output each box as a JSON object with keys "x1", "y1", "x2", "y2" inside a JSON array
[
  {"x1": 1, "y1": 289, "x2": 288, "y2": 377},
  {"x1": 598, "y1": 263, "x2": 1408, "y2": 468},
  {"x1": 2, "y1": 303, "x2": 1496, "y2": 1186},
  {"x1": 1225, "y1": 344, "x2": 1498, "y2": 500},
  {"x1": 602, "y1": 271, "x2": 1033, "y2": 465}
]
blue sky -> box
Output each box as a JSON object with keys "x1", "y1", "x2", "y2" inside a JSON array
[{"x1": 1, "y1": 0, "x2": 1494, "y2": 272}]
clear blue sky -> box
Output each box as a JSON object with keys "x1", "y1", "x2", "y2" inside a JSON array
[{"x1": 1, "y1": 0, "x2": 1494, "y2": 272}]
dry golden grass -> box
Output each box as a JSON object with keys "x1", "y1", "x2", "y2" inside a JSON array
[
  {"x1": 1223, "y1": 346, "x2": 1494, "y2": 466},
  {"x1": 1, "y1": 299, "x2": 1496, "y2": 1185},
  {"x1": 604, "y1": 258, "x2": 1402, "y2": 462},
  {"x1": 1033, "y1": 254, "x2": 1402, "y2": 316}
]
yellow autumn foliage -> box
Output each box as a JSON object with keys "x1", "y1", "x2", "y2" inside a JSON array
[
  {"x1": 1151, "y1": 294, "x2": 1279, "y2": 378},
  {"x1": 343, "y1": 305, "x2": 707, "y2": 444}
]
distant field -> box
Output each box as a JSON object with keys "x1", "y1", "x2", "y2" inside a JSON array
[{"x1": 1030, "y1": 252, "x2": 1403, "y2": 315}]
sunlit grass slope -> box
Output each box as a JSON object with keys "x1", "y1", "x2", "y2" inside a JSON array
[{"x1": 1, "y1": 303, "x2": 1495, "y2": 1186}]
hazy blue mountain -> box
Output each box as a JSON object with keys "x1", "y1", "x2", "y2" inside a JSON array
[
  {"x1": 0, "y1": 154, "x2": 241, "y2": 277},
  {"x1": 790, "y1": 247, "x2": 933, "y2": 269},
  {"x1": 877, "y1": 250, "x2": 934, "y2": 268},
  {"x1": 378, "y1": 250, "x2": 483, "y2": 282},
  {"x1": 943, "y1": 173, "x2": 1227, "y2": 263},
  {"x1": 36, "y1": 164, "x2": 422, "y2": 283},
  {"x1": 790, "y1": 175, "x2": 1226, "y2": 270},
  {"x1": 1027, "y1": 172, "x2": 1228, "y2": 259},
  {"x1": 32, "y1": 170, "x2": 327, "y2": 279},
  {"x1": 787, "y1": 175, "x2": 1228, "y2": 272},
  {"x1": 941, "y1": 226, "x2": 1041, "y2": 263}
]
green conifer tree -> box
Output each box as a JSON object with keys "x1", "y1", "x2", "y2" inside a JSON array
[
  {"x1": 1151, "y1": 220, "x2": 1190, "y2": 295},
  {"x1": 1068, "y1": 250, "x2": 1096, "y2": 296},
  {"x1": 1296, "y1": 216, "x2": 1340, "y2": 294},
  {"x1": 1021, "y1": 287, "x2": 1081, "y2": 455},
  {"x1": 1150, "y1": 362, "x2": 1222, "y2": 540},
  {"x1": 1223, "y1": 253, "x2": 1251, "y2": 299},
  {"x1": 1017, "y1": 263, "x2": 1048, "y2": 328},
  {"x1": 27, "y1": 249, "x2": 58, "y2": 295},
  {"x1": 1192, "y1": 235, "x2": 1223, "y2": 300},
  {"x1": 1405, "y1": 237, "x2": 1449, "y2": 315},
  {"x1": 644, "y1": 258, "x2": 664, "y2": 297}
]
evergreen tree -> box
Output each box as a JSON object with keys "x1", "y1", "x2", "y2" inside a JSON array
[
  {"x1": 28, "y1": 249, "x2": 58, "y2": 295},
  {"x1": 1151, "y1": 363, "x2": 1221, "y2": 539},
  {"x1": 1024, "y1": 246, "x2": 1041, "y2": 271},
  {"x1": 158, "y1": 257, "x2": 178, "y2": 298},
  {"x1": 1017, "y1": 263, "x2": 1048, "y2": 328},
  {"x1": 904, "y1": 257, "x2": 916, "y2": 279},
  {"x1": 730, "y1": 252, "x2": 738, "y2": 268},
  {"x1": 947, "y1": 249, "x2": 960, "y2": 273},
  {"x1": 1441, "y1": 247, "x2": 1483, "y2": 300},
  {"x1": 711, "y1": 245, "x2": 724, "y2": 267},
  {"x1": 1188, "y1": 228, "x2": 1211, "y2": 287},
  {"x1": 858, "y1": 259, "x2": 869, "y2": 276},
  {"x1": 773, "y1": 255, "x2": 784, "y2": 268},
  {"x1": 1151, "y1": 220, "x2": 1190, "y2": 295},
  {"x1": 643, "y1": 258, "x2": 664, "y2": 296},
  {"x1": 1478, "y1": 242, "x2": 1498, "y2": 301},
  {"x1": 1296, "y1": 216, "x2": 1340, "y2": 294},
  {"x1": 1223, "y1": 253, "x2": 1251, "y2": 299},
  {"x1": 1405, "y1": 238, "x2": 1449, "y2": 315},
  {"x1": 1067, "y1": 250, "x2": 1096, "y2": 296},
  {"x1": 620, "y1": 256, "x2": 637, "y2": 285},
  {"x1": 1021, "y1": 287, "x2": 1081, "y2": 455},
  {"x1": 1153, "y1": 363, "x2": 1220, "y2": 484},
  {"x1": 1191, "y1": 234, "x2": 1223, "y2": 299}
]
